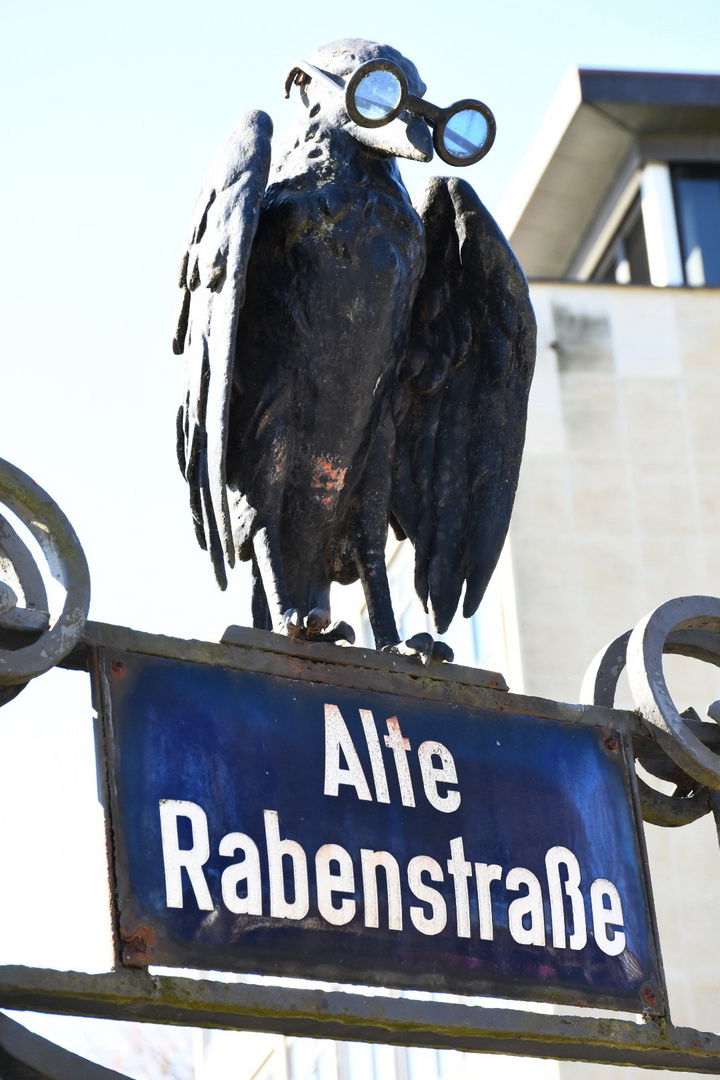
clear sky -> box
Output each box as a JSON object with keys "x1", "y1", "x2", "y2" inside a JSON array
[{"x1": 1, "y1": 0, "x2": 719, "y2": 1071}]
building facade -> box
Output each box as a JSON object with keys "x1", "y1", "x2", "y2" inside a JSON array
[{"x1": 501, "y1": 68, "x2": 720, "y2": 1080}]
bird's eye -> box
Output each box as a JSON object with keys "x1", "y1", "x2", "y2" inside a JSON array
[
  {"x1": 352, "y1": 69, "x2": 403, "y2": 122},
  {"x1": 442, "y1": 109, "x2": 490, "y2": 160}
]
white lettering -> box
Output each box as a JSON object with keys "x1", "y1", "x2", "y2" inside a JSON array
[
  {"x1": 219, "y1": 832, "x2": 262, "y2": 915},
  {"x1": 384, "y1": 716, "x2": 415, "y2": 807},
  {"x1": 447, "y1": 836, "x2": 472, "y2": 938},
  {"x1": 157, "y1": 798, "x2": 629, "y2": 963},
  {"x1": 361, "y1": 849, "x2": 403, "y2": 930},
  {"x1": 475, "y1": 862, "x2": 503, "y2": 940},
  {"x1": 159, "y1": 799, "x2": 213, "y2": 911},
  {"x1": 407, "y1": 855, "x2": 447, "y2": 936},
  {"x1": 359, "y1": 709, "x2": 390, "y2": 803},
  {"x1": 506, "y1": 867, "x2": 546, "y2": 946},
  {"x1": 323, "y1": 704, "x2": 372, "y2": 801},
  {"x1": 546, "y1": 846, "x2": 587, "y2": 950},
  {"x1": 315, "y1": 843, "x2": 356, "y2": 926},
  {"x1": 418, "y1": 741, "x2": 461, "y2": 813},
  {"x1": 264, "y1": 809, "x2": 309, "y2": 920},
  {"x1": 590, "y1": 878, "x2": 626, "y2": 956}
]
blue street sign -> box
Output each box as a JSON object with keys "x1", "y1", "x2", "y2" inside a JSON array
[{"x1": 97, "y1": 649, "x2": 663, "y2": 1012}]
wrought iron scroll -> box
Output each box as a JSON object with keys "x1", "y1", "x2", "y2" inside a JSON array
[
  {"x1": 0, "y1": 463, "x2": 126, "y2": 1077},
  {"x1": 0, "y1": 457, "x2": 90, "y2": 703},
  {"x1": 581, "y1": 595, "x2": 720, "y2": 830}
]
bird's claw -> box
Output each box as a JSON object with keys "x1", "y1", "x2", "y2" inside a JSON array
[
  {"x1": 279, "y1": 609, "x2": 355, "y2": 645},
  {"x1": 385, "y1": 633, "x2": 454, "y2": 665},
  {"x1": 281, "y1": 609, "x2": 304, "y2": 637},
  {"x1": 306, "y1": 607, "x2": 330, "y2": 634},
  {"x1": 319, "y1": 620, "x2": 356, "y2": 645}
]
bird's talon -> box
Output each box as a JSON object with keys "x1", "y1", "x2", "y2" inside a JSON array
[
  {"x1": 278, "y1": 611, "x2": 355, "y2": 645},
  {"x1": 325, "y1": 620, "x2": 355, "y2": 645},
  {"x1": 404, "y1": 632, "x2": 434, "y2": 664},
  {"x1": 431, "y1": 641, "x2": 454, "y2": 664},
  {"x1": 310, "y1": 620, "x2": 355, "y2": 645},
  {"x1": 306, "y1": 607, "x2": 331, "y2": 634},
  {"x1": 281, "y1": 609, "x2": 303, "y2": 636},
  {"x1": 386, "y1": 634, "x2": 453, "y2": 665}
]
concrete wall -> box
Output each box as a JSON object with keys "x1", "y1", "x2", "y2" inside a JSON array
[{"x1": 512, "y1": 282, "x2": 720, "y2": 709}]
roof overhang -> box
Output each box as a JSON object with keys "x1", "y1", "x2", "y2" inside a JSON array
[{"x1": 501, "y1": 68, "x2": 720, "y2": 278}]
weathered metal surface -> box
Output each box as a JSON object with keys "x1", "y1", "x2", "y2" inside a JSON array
[
  {"x1": 174, "y1": 38, "x2": 535, "y2": 658},
  {"x1": 581, "y1": 600, "x2": 720, "y2": 827},
  {"x1": 0, "y1": 1012, "x2": 131, "y2": 1080},
  {"x1": 0, "y1": 458, "x2": 90, "y2": 689},
  {"x1": 4, "y1": 965, "x2": 720, "y2": 1073},
  {"x1": 220, "y1": 621, "x2": 509, "y2": 693},
  {"x1": 67, "y1": 619, "x2": 644, "y2": 733},
  {"x1": 627, "y1": 597, "x2": 720, "y2": 788},
  {"x1": 94, "y1": 640, "x2": 663, "y2": 1013}
]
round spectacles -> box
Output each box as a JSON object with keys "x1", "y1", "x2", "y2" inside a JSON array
[{"x1": 286, "y1": 57, "x2": 496, "y2": 168}]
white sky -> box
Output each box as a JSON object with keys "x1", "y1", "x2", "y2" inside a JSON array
[{"x1": 1, "y1": 0, "x2": 720, "y2": 1073}]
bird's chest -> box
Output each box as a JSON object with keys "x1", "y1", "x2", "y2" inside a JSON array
[
  {"x1": 304, "y1": 185, "x2": 419, "y2": 270},
  {"x1": 258, "y1": 181, "x2": 424, "y2": 322}
]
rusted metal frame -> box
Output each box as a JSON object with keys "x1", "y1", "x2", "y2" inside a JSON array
[
  {"x1": 61, "y1": 620, "x2": 644, "y2": 735},
  {"x1": 84, "y1": 622, "x2": 669, "y2": 1011},
  {"x1": 619, "y1": 730, "x2": 669, "y2": 1014},
  {"x1": 3, "y1": 965, "x2": 720, "y2": 1072},
  {"x1": 89, "y1": 647, "x2": 124, "y2": 971},
  {"x1": 82, "y1": 624, "x2": 669, "y2": 1012},
  {"x1": 38, "y1": 617, "x2": 720, "y2": 764}
]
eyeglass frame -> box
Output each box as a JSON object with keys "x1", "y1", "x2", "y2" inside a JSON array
[{"x1": 284, "y1": 57, "x2": 497, "y2": 168}]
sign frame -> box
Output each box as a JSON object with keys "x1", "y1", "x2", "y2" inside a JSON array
[{"x1": 90, "y1": 621, "x2": 666, "y2": 1016}]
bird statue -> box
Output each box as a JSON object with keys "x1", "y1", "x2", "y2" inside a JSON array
[{"x1": 174, "y1": 38, "x2": 536, "y2": 662}]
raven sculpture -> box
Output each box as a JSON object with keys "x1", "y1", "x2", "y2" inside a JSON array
[{"x1": 174, "y1": 39, "x2": 535, "y2": 659}]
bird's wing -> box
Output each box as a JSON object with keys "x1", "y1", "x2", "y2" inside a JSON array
[
  {"x1": 173, "y1": 110, "x2": 273, "y2": 588},
  {"x1": 391, "y1": 176, "x2": 536, "y2": 633}
]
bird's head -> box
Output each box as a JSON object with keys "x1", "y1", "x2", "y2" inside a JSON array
[{"x1": 285, "y1": 39, "x2": 434, "y2": 163}]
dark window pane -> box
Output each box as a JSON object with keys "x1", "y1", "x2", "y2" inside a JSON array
[
  {"x1": 673, "y1": 166, "x2": 720, "y2": 286},
  {"x1": 590, "y1": 194, "x2": 650, "y2": 285},
  {"x1": 623, "y1": 210, "x2": 651, "y2": 285}
]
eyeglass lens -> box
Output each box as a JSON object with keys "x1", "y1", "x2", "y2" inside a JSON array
[
  {"x1": 442, "y1": 109, "x2": 490, "y2": 159},
  {"x1": 353, "y1": 69, "x2": 403, "y2": 121}
]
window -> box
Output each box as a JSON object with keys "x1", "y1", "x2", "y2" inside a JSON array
[
  {"x1": 591, "y1": 195, "x2": 651, "y2": 285},
  {"x1": 672, "y1": 165, "x2": 720, "y2": 286}
]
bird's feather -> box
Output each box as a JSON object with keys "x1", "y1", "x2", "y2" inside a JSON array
[
  {"x1": 174, "y1": 109, "x2": 273, "y2": 587},
  {"x1": 391, "y1": 177, "x2": 536, "y2": 632}
]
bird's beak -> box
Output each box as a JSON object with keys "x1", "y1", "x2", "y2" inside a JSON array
[
  {"x1": 355, "y1": 112, "x2": 434, "y2": 162},
  {"x1": 398, "y1": 113, "x2": 434, "y2": 161}
]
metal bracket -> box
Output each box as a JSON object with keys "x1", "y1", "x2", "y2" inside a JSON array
[
  {"x1": 0, "y1": 458, "x2": 90, "y2": 694},
  {"x1": 582, "y1": 596, "x2": 720, "y2": 830},
  {"x1": 3, "y1": 964, "x2": 720, "y2": 1073}
]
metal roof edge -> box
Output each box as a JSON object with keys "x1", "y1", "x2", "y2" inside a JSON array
[{"x1": 497, "y1": 67, "x2": 582, "y2": 237}]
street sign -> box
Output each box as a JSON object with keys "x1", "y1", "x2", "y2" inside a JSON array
[{"x1": 95, "y1": 646, "x2": 663, "y2": 1013}]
